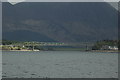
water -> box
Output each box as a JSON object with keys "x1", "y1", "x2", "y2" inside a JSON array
[{"x1": 2, "y1": 51, "x2": 118, "y2": 78}]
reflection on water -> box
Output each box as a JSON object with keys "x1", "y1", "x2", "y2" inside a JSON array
[{"x1": 2, "y1": 51, "x2": 118, "y2": 78}]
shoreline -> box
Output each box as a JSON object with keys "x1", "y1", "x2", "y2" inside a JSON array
[
  {"x1": 1, "y1": 49, "x2": 39, "y2": 51},
  {"x1": 89, "y1": 50, "x2": 118, "y2": 53},
  {"x1": 1, "y1": 49, "x2": 119, "y2": 52}
]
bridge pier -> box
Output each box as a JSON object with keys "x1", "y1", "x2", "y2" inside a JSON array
[{"x1": 32, "y1": 45, "x2": 34, "y2": 51}]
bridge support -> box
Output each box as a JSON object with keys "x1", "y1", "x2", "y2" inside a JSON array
[{"x1": 32, "y1": 45, "x2": 34, "y2": 51}]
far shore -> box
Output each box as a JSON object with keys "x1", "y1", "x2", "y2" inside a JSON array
[
  {"x1": 89, "y1": 50, "x2": 118, "y2": 53},
  {"x1": 1, "y1": 49, "x2": 119, "y2": 53},
  {"x1": 1, "y1": 49, "x2": 39, "y2": 51}
]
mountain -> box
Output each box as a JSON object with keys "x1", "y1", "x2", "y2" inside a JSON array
[
  {"x1": 2, "y1": 2, "x2": 118, "y2": 42},
  {"x1": 3, "y1": 30, "x2": 56, "y2": 42}
]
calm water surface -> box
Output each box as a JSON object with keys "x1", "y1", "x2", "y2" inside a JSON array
[{"x1": 2, "y1": 51, "x2": 118, "y2": 78}]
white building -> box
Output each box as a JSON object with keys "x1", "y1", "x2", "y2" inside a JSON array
[{"x1": 101, "y1": 45, "x2": 118, "y2": 50}]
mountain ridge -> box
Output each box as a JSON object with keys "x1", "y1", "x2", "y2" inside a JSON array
[{"x1": 2, "y1": 2, "x2": 118, "y2": 42}]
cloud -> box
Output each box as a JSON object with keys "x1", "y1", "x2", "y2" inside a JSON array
[
  {"x1": 104, "y1": 0, "x2": 119, "y2": 2},
  {"x1": 6, "y1": 0, "x2": 120, "y2": 3},
  {"x1": 7, "y1": 0, "x2": 25, "y2": 5}
]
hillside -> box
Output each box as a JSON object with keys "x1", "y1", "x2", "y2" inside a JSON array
[{"x1": 2, "y1": 2, "x2": 118, "y2": 42}]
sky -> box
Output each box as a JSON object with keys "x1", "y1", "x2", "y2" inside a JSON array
[{"x1": 6, "y1": 0, "x2": 120, "y2": 2}]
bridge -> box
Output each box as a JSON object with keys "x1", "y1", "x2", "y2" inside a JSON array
[
  {"x1": 10, "y1": 42, "x2": 95, "y2": 50},
  {"x1": 11, "y1": 42, "x2": 94, "y2": 46}
]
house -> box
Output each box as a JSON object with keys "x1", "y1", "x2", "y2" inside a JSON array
[
  {"x1": 101, "y1": 45, "x2": 118, "y2": 50},
  {"x1": 108, "y1": 46, "x2": 118, "y2": 50}
]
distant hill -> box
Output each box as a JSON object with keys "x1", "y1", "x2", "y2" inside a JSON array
[
  {"x1": 2, "y1": 2, "x2": 118, "y2": 42},
  {"x1": 3, "y1": 30, "x2": 56, "y2": 42}
]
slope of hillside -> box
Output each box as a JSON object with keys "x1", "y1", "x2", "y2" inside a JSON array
[{"x1": 2, "y1": 2, "x2": 118, "y2": 42}]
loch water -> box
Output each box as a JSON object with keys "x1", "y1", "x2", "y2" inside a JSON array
[{"x1": 2, "y1": 51, "x2": 118, "y2": 78}]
